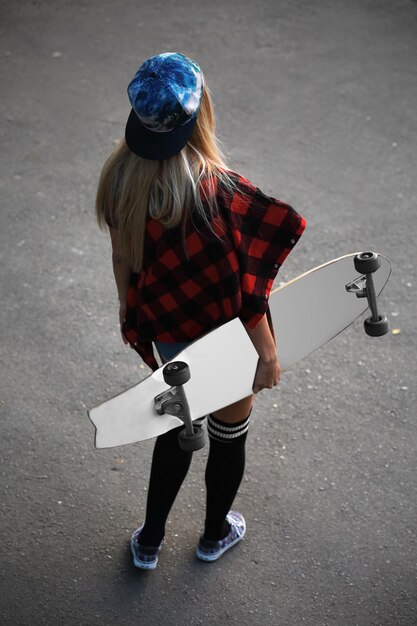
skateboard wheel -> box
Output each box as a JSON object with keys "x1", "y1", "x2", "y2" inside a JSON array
[
  {"x1": 163, "y1": 361, "x2": 190, "y2": 386},
  {"x1": 178, "y1": 426, "x2": 206, "y2": 452},
  {"x1": 354, "y1": 252, "x2": 381, "y2": 274},
  {"x1": 364, "y1": 314, "x2": 389, "y2": 337}
]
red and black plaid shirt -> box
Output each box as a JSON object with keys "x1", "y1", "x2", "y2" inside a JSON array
[{"x1": 111, "y1": 170, "x2": 307, "y2": 371}]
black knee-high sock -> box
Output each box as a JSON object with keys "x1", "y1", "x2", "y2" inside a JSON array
[
  {"x1": 203, "y1": 411, "x2": 251, "y2": 541},
  {"x1": 138, "y1": 426, "x2": 193, "y2": 547}
]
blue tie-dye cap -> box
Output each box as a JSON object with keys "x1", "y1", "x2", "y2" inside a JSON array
[{"x1": 125, "y1": 52, "x2": 204, "y2": 160}]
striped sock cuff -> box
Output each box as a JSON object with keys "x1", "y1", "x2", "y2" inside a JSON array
[{"x1": 207, "y1": 410, "x2": 251, "y2": 442}]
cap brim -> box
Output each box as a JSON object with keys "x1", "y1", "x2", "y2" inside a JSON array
[{"x1": 125, "y1": 109, "x2": 197, "y2": 160}]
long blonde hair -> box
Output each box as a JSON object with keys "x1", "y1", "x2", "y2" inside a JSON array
[{"x1": 96, "y1": 83, "x2": 235, "y2": 272}]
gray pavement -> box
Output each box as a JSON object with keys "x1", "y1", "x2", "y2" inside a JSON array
[{"x1": 1, "y1": 0, "x2": 417, "y2": 624}]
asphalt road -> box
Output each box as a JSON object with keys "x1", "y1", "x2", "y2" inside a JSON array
[{"x1": 1, "y1": 1, "x2": 416, "y2": 624}]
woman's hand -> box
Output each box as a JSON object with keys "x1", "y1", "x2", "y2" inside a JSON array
[
  {"x1": 119, "y1": 303, "x2": 129, "y2": 345},
  {"x1": 252, "y1": 356, "x2": 281, "y2": 394}
]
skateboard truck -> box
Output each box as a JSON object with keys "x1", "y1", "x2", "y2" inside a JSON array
[
  {"x1": 346, "y1": 252, "x2": 389, "y2": 336},
  {"x1": 154, "y1": 362, "x2": 206, "y2": 452}
]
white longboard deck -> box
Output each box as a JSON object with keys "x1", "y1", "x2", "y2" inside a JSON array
[
  {"x1": 90, "y1": 318, "x2": 258, "y2": 448},
  {"x1": 89, "y1": 252, "x2": 391, "y2": 448}
]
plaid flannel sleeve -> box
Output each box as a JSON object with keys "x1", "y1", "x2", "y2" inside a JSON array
[{"x1": 227, "y1": 178, "x2": 307, "y2": 330}]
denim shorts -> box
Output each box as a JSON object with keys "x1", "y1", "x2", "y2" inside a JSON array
[{"x1": 154, "y1": 341, "x2": 192, "y2": 364}]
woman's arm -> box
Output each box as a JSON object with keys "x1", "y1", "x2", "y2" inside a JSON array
[
  {"x1": 243, "y1": 313, "x2": 276, "y2": 362},
  {"x1": 243, "y1": 314, "x2": 281, "y2": 393},
  {"x1": 109, "y1": 227, "x2": 131, "y2": 344}
]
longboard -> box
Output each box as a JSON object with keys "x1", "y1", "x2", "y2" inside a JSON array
[{"x1": 88, "y1": 252, "x2": 391, "y2": 449}]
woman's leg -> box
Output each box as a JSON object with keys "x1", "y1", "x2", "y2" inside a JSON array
[
  {"x1": 203, "y1": 395, "x2": 254, "y2": 541},
  {"x1": 138, "y1": 425, "x2": 193, "y2": 546},
  {"x1": 137, "y1": 343, "x2": 194, "y2": 547}
]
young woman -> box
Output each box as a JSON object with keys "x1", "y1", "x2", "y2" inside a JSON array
[{"x1": 96, "y1": 52, "x2": 306, "y2": 569}]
